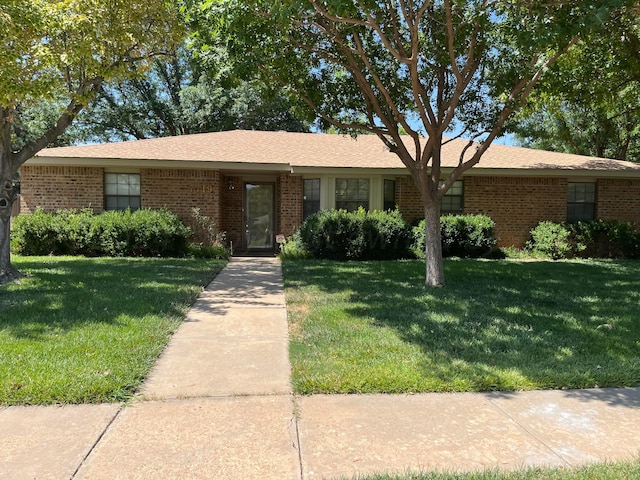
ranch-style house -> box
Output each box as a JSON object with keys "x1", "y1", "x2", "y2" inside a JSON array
[{"x1": 18, "y1": 130, "x2": 640, "y2": 253}]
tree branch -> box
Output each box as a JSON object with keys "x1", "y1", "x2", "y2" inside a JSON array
[{"x1": 13, "y1": 76, "x2": 104, "y2": 168}]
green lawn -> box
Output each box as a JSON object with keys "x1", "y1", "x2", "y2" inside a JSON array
[
  {"x1": 339, "y1": 459, "x2": 640, "y2": 480},
  {"x1": 283, "y1": 259, "x2": 640, "y2": 394},
  {"x1": 0, "y1": 256, "x2": 226, "y2": 405}
]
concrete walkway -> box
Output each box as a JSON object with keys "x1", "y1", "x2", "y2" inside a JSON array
[{"x1": 2, "y1": 257, "x2": 640, "y2": 479}]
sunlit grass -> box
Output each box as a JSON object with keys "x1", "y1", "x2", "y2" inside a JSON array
[
  {"x1": 339, "y1": 458, "x2": 640, "y2": 480},
  {"x1": 0, "y1": 256, "x2": 226, "y2": 405},
  {"x1": 283, "y1": 259, "x2": 640, "y2": 394}
]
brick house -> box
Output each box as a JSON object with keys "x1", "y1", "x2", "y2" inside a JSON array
[{"x1": 20, "y1": 130, "x2": 640, "y2": 252}]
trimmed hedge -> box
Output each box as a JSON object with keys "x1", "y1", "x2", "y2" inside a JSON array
[
  {"x1": 11, "y1": 208, "x2": 191, "y2": 257},
  {"x1": 527, "y1": 220, "x2": 640, "y2": 260},
  {"x1": 296, "y1": 210, "x2": 497, "y2": 261},
  {"x1": 413, "y1": 214, "x2": 497, "y2": 258},
  {"x1": 298, "y1": 208, "x2": 414, "y2": 261}
]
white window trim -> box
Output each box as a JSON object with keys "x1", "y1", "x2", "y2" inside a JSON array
[{"x1": 305, "y1": 174, "x2": 391, "y2": 211}]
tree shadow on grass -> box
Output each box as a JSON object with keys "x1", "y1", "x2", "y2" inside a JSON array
[
  {"x1": 0, "y1": 257, "x2": 223, "y2": 340},
  {"x1": 284, "y1": 259, "x2": 640, "y2": 392}
]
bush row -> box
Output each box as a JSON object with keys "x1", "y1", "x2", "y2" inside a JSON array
[
  {"x1": 413, "y1": 215, "x2": 497, "y2": 259},
  {"x1": 527, "y1": 220, "x2": 640, "y2": 260},
  {"x1": 298, "y1": 208, "x2": 414, "y2": 261},
  {"x1": 292, "y1": 209, "x2": 497, "y2": 261},
  {"x1": 12, "y1": 208, "x2": 192, "y2": 257}
]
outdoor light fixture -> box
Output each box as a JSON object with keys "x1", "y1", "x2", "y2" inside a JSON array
[{"x1": 228, "y1": 180, "x2": 235, "y2": 190}]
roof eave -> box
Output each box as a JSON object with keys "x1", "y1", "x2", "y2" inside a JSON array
[{"x1": 27, "y1": 156, "x2": 292, "y2": 172}]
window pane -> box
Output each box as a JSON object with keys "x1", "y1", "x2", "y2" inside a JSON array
[
  {"x1": 357, "y1": 179, "x2": 369, "y2": 200},
  {"x1": 303, "y1": 179, "x2": 321, "y2": 219},
  {"x1": 335, "y1": 179, "x2": 346, "y2": 199},
  {"x1": 335, "y1": 179, "x2": 369, "y2": 212},
  {"x1": 449, "y1": 180, "x2": 463, "y2": 196},
  {"x1": 584, "y1": 183, "x2": 595, "y2": 202},
  {"x1": 105, "y1": 196, "x2": 118, "y2": 210},
  {"x1": 105, "y1": 173, "x2": 141, "y2": 211},
  {"x1": 346, "y1": 180, "x2": 357, "y2": 199},
  {"x1": 129, "y1": 183, "x2": 141, "y2": 195},
  {"x1": 303, "y1": 201, "x2": 320, "y2": 219},
  {"x1": 441, "y1": 180, "x2": 463, "y2": 213},
  {"x1": 384, "y1": 180, "x2": 395, "y2": 211},
  {"x1": 567, "y1": 182, "x2": 596, "y2": 222},
  {"x1": 117, "y1": 197, "x2": 130, "y2": 209},
  {"x1": 129, "y1": 197, "x2": 141, "y2": 210},
  {"x1": 304, "y1": 178, "x2": 320, "y2": 201},
  {"x1": 105, "y1": 183, "x2": 118, "y2": 195}
]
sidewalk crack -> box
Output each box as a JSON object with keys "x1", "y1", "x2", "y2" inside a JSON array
[
  {"x1": 292, "y1": 396, "x2": 305, "y2": 480},
  {"x1": 487, "y1": 396, "x2": 572, "y2": 468},
  {"x1": 69, "y1": 404, "x2": 124, "y2": 480}
]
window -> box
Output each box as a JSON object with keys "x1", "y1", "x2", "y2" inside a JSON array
[
  {"x1": 567, "y1": 182, "x2": 596, "y2": 222},
  {"x1": 105, "y1": 173, "x2": 141, "y2": 211},
  {"x1": 384, "y1": 179, "x2": 396, "y2": 211},
  {"x1": 441, "y1": 180, "x2": 463, "y2": 213},
  {"x1": 335, "y1": 178, "x2": 369, "y2": 211},
  {"x1": 303, "y1": 178, "x2": 320, "y2": 219}
]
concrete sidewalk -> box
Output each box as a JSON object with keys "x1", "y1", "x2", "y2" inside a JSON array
[{"x1": 1, "y1": 257, "x2": 640, "y2": 479}]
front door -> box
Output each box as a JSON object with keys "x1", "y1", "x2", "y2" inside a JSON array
[{"x1": 245, "y1": 183, "x2": 275, "y2": 251}]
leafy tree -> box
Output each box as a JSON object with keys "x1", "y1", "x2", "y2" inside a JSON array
[
  {"x1": 0, "y1": 0, "x2": 181, "y2": 283},
  {"x1": 189, "y1": 0, "x2": 629, "y2": 286},
  {"x1": 512, "y1": 7, "x2": 640, "y2": 162},
  {"x1": 69, "y1": 47, "x2": 311, "y2": 143}
]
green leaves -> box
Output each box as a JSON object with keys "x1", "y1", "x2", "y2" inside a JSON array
[
  {"x1": 1, "y1": 0, "x2": 183, "y2": 109},
  {"x1": 511, "y1": 5, "x2": 640, "y2": 161},
  {"x1": 194, "y1": 0, "x2": 631, "y2": 143}
]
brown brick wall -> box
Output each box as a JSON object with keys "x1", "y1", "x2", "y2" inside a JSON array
[
  {"x1": 141, "y1": 169, "x2": 221, "y2": 231},
  {"x1": 279, "y1": 174, "x2": 303, "y2": 237},
  {"x1": 220, "y1": 174, "x2": 244, "y2": 251},
  {"x1": 20, "y1": 165, "x2": 640, "y2": 252},
  {"x1": 597, "y1": 179, "x2": 640, "y2": 225},
  {"x1": 20, "y1": 165, "x2": 104, "y2": 213},
  {"x1": 464, "y1": 176, "x2": 567, "y2": 247},
  {"x1": 394, "y1": 175, "x2": 569, "y2": 248},
  {"x1": 396, "y1": 176, "x2": 423, "y2": 224}
]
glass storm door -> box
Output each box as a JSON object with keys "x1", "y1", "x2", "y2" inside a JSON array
[{"x1": 245, "y1": 183, "x2": 275, "y2": 250}]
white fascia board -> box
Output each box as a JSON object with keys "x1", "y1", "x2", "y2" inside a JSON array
[
  {"x1": 26, "y1": 156, "x2": 292, "y2": 172},
  {"x1": 291, "y1": 166, "x2": 409, "y2": 176}
]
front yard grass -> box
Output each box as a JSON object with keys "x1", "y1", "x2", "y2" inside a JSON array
[
  {"x1": 283, "y1": 259, "x2": 640, "y2": 394},
  {"x1": 340, "y1": 458, "x2": 640, "y2": 480},
  {"x1": 0, "y1": 256, "x2": 226, "y2": 405}
]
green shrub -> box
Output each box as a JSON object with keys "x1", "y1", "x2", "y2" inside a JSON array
[
  {"x1": 360, "y1": 209, "x2": 414, "y2": 260},
  {"x1": 526, "y1": 219, "x2": 640, "y2": 260},
  {"x1": 187, "y1": 244, "x2": 231, "y2": 259},
  {"x1": 298, "y1": 208, "x2": 414, "y2": 261},
  {"x1": 187, "y1": 208, "x2": 230, "y2": 259},
  {"x1": 11, "y1": 208, "x2": 191, "y2": 257},
  {"x1": 526, "y1": 221, "x2": 575, "y2": 260},
  {"x1": 278, "y1": 234, "x2": 310, "y2": 260},
  {"x1": 11, "y1": 208, "x2": 75, "y2": 256},
  {"x1": 413, "y1": 214, "x2": 497, "y2": 258},
  {"x1": 570, "y1": 220, "x2": 640, "y2": 259}
]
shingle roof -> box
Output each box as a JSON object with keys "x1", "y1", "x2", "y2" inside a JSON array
[{"x1": 34, "y1": 129, "x2": 640, "y2": 173}]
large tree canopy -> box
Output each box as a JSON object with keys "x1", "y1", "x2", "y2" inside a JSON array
[
  {"x1": 512, "y1": 6, "x2": 640, "y2": 162},
  {"x1": 190, "y1": 0, "x2": 630, "y2": 286},
  {"x1": 62, "y1": 47, "x2": 311, "y2": 144},
  {"x1": 0, "y1": 0, "x2": 182, "y2": 282}
]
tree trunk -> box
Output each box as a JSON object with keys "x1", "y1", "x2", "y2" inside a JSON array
[
  {"x1": 0, "y1": 177, "x2": 22, "y2": 285},
  {"x1": 423, "y1": 202, "x2": 445, "y2": 288}
]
